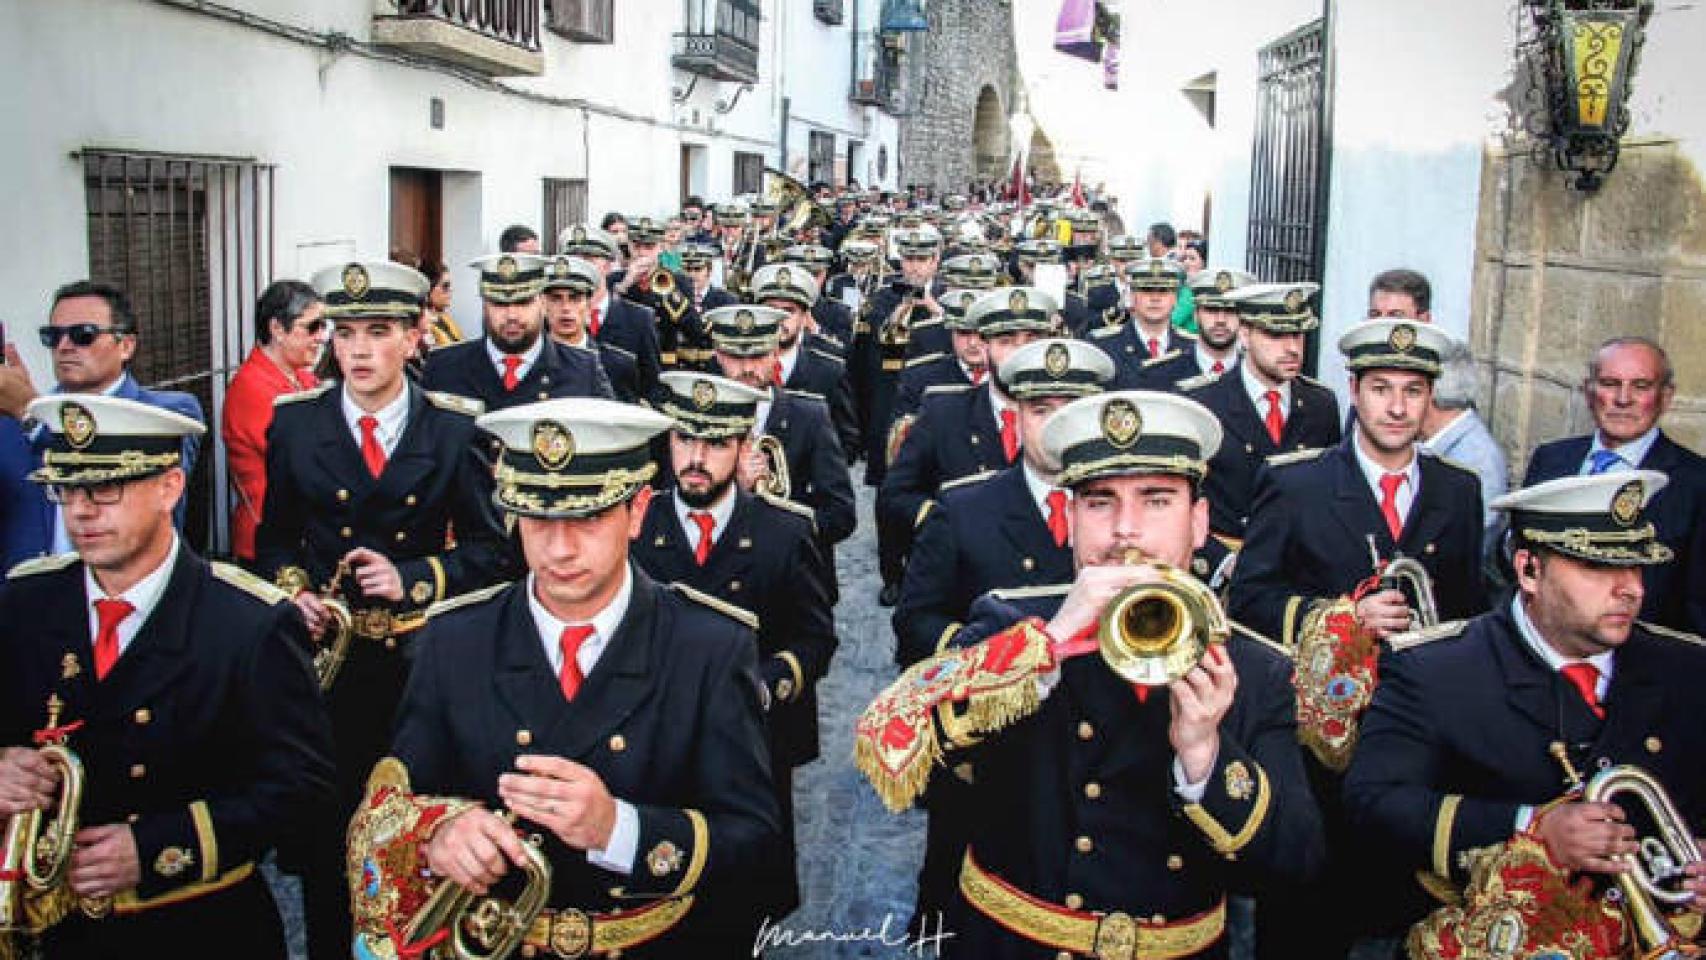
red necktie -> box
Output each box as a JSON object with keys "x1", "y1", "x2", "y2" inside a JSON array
[
  {"x1": 1378, "y1": 472, "x2": 1406, "y2": 541},
  {"x1": 690, "y1": 510, "x2": 715, "y2": 566},
  {"x1": 772, "y1": 361, "x2": 785, "y2": 389},
  {"x1": 1263, "y1": 390, "x2": 1285, "y2": 445},
  {"x1": 589, "y1": 307, "x2": 602, "y2": 338},
  {"x1": 971, "y1": 367, "x2": 987, "y2": 385},
  {"x1": 1045, "y1": 490, "x2": 1068, "y2": 547},
  {"x1": 358, "y1": 415, "x2": 387, "y2": 477},
  {"x1": 1147, "y1": 337, "x2": 1161, "y2": 358},
  {"x1": 558, "y1": 624, "x2": 595, "y2": 701},
  {"x1": 1211, "y1": 360, "x2": 1225, "y2": 375},
  {"x1": 93, "y1": 598, "x2": 134, "y2": 680},
  {"x1": 1560, "y1": 663, "x2": 1605, "y2": 719},
  {"x1": 998, "y1": 409, "x2": 1019, "y2": 463},
  {"x1": 501, "y1": 356, "x2": 523, "y2": 392}
]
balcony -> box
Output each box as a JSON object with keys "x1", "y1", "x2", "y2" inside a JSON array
[
  {"x1": 813, "y1": 0, "x2": 844, "y2": 25},
  {"x1": 673, "y1": 0, "x2": 761, "y2": 84},
  {"x1": 850, "y1": 30, "x2": 904, "y2": 111},
  {"x1": 547, "y1": 0, "x2": 613, "y2": 43},
  {"x1": 372, "y1": 0, "x2": 545, "y2": 77}
]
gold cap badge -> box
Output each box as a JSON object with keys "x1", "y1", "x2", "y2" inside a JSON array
[
  {"x1": 1100, "y1": 398, "x2": 1143, "y2": 449},
  {"x1": 1611, "y1": 479, "x2": 1643, "y2": 527},
  {"x1": 342, "y1": 263, "x2": 370, "y2": 299},
  {"x1": 531, "y1": 421, "x2": 575, "y2": 470},
  {"x1": 1044, "y1": 342, "x2": 1071, "y2": 378},
  {"x1": 691, "y1": 379, "x2": 717, "y2": 411},
  {"x1": 61, "y1": 402, "x2": 96, "y2": 451},
  {"x1": 1389, "y1": 323, "x2": 1417, "y2": 353}
]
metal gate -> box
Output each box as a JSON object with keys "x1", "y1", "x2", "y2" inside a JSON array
[{"x1": 1246, "y1": 18, "x2": 1332, "y2": 285}]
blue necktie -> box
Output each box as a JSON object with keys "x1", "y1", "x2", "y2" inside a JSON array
[{"x1": 1588, "y1": 449, "x2": 1623, "y2": 475}]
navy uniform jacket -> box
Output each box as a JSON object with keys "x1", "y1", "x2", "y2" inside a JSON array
[
  {"x1": 584, "y1": 339, "x2": 642, "y2": 403},
  {"x1": 850, "y1": 280, "x2": 950, "y2": 485},
  {"x1": 611, "y1": 268, "x2": 707, "y2": 370},
  {"x1": 596, "y1": 295, "x2": 664, "y2": 401},
  {"x1": 762, "y1": 388, "x2": 857, "y2": 549},
  {"x1": 1132, "y1": 349, "x2": 1208, "y2": 392},
  {"x1": 1, "y1": 549, "x2": 334, "y2": 957},
  {"x1": 893, "y1": 352, "x2": 976, "y2": 422},
  {"x1": 1091, "y1": 323, "x2": 1199, "y2": 390},
  {"x1": 696, "y1": 285, "x2": 739, "y2": 313},
  {"x1": 1186, "y1": 367, "x2": 1343, "y2": 539},
  {"x1": 420, "y1": 334, "x2": 613, "y2": 412},
  {"x1": 632, "y1": 489, "x2": 837, "y2": 768},
  {"x1": 1227, "y1": 439, "x2": 1487, "y2": 647},
  {"x1": 812, "y1": 297, "x2": 855, "y2": 351},
  {"x1": 1343, "y1": 606, "x2": 1706, "y2": 933},
  {"x1": 1061, "y1": 290, "x2": 1096, "y2": 339},
  {"x1": 785, "y1": 343, "x2": 861, "y2": 460},
  {"x1": 1525, "y1": 432, "x2": 1706, "y2": 632},
  {"x1": 391, "y1": 569, "x2": 783, "y2": 953},
  {"x1": 893, "y1": 465, "x2": 1070, "y2": 667},
  {"x1": 877, "y1": 383, "x2": 1013, "y2": 557},
  {"x1": 935, "y1": 589, "x2": 1325, "y2": 959}
]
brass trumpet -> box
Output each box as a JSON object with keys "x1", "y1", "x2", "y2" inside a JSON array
[
  {"x1": 753, "y1": 433, "x2": 791, "y2": 500},
  {"x1": 1, "y1": 697, "x2": 85, "y2": 945},
  {"x1": 1099, "y1": 550, "x2": 1231, "y2": 686},
  {"x1": 1551, "y1": 746, "x2": 1704, "y2": 958},
  {"x1": 401, "y1": 815, "x2": 552, "y2": 960},
  {"x1": 647, "y1": 267, "x2": 676, "y2": 297},
  {"x1": 1380, "y1": 556, "x2": 1439, "y2": 630},
  {"x1": 311, "y1": 561, "x2": 356, "y2": 692}
]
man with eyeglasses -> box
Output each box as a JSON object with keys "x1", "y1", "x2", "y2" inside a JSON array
[
  {"x1": 0, "y1": 393, "x2": 334, "y2": 958},
  {"x1": 0, "y1": 281, "x2": 204, "y2": 568}
]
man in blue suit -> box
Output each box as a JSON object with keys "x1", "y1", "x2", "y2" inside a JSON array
[
  {"x1": 0, "y1": 281, "x2": 203, "y2": 567},
  {"x1": 1523, "y1": 335, "x2": 1706, "y2": 632}
]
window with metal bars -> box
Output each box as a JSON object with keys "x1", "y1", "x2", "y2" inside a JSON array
[
  {"x1": 543, "y1": 178, "x2": 590, "y2": 252},
  {"x1": 733, "y1": 151, "x2": 764, "y2": 195},
  {"x1": 808, "y1": 131, "x2": 836, "y2": 187},
  {"x1": 79, "y1": 149, "x2": 275, "y2": 555}
]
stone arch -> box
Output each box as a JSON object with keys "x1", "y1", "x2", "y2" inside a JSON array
[
  {"x1": 971, "y1": 85, "x2": 1009, "y2": 182},
  {"x1": 1028, "y1": 126, "x2": 1061, "y2": 184}
]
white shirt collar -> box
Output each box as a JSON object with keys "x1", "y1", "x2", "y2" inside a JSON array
[
  {"x1": 1352, "y1": 426, "x2": 1421, "y2": 511},
  {"x1": 958, "y1": 358, "x2": 984, "y2": 384},
  {"x1": 1586, "y1": 426, "x2": 1660, "y2": 473},
  {"x1": 673, "y1": 486, "x2": 737, "y2": 549},
  {"x1": 84, "y1": 534, "x2": 180, "y2": 658},
  {"x1": 987, "y1": 379, "x2": 1013, "y2": 416},
  {"x1": 778, "y1": 341, "x2": 802, "y2": 385},
  {"x1": 486, "y1": 333, "x2": 546, "y2": 381},
  {"x1": 1021, "y1": 461, "x2": 1067, "y2": 523},
  {"x1": 1239, "y1": 361, "x2": 1289, "y2": 414},
  {"x1": 1510, "y1": 595, "x2": 1614, "y2": 697},
  {"x1": 1195, "y1": 342, "x2": 1236, "y2": 376},
  {"x1": 528, "y1": 563, "x2": 634, "y2": 677},
  {"x1": 341, "y1": 382, "x2": 411, "y2": 455}
]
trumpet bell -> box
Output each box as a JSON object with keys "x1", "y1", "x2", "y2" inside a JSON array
[
  {"x1": 755, "y1": 433, "x2": 792, "y2": 500},
  {"x1": 1097, "y1": 557, "x2": 1229, "y2": 687},
  {"x1": 312, "y1": 600, "x2": 355, "y2": 693},
  {"x1": 402, "y1": 832, "x2": 552, "y2": 960}
]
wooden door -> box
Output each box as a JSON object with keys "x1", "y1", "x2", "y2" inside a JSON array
[{"x1": 389, "y1": 168, "x2": 443, "y2": 270}]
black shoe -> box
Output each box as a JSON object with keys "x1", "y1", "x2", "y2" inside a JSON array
[{"x1": 879, "y1": 582, "x2": 902, "y2": 607}]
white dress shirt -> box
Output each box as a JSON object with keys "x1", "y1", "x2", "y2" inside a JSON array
[
  {"x1": 83, "y1": 534, "x2": 180, "y2": 661},
  {"x1": 673, "y1": 487, "x2": 737, "y2": 553},
  {"x1": 1352, "y1": 428, "x2": 1421, "y2": 525},
  {"x1": 778, "y1": 341, "x2": 802, "y2": 386},
  {"x1": 1509, "y1": 595, "x2": 1614, "y2": 831},
  {"x1": 526, "y1": 565, "x2": 640, "y2": 873},
  {"x1": 1239, "y1": 363, "x2": 1291, "y2": 428},
  {"x1": 1134, "y1": 322, "x2": 1174, "y2": 356},
  {"x1": 1195, "y1": 342, "x2": 1237, "y2": 377},
  {"x1": 1580, "y1": 426, "x2": 1660, "y2": 475},
  {"x1": 988, "y1": 381, "x2": 1015, "y2": 434},
  {"x1": 1021, "y1": 460, "x2": 1066, "y2": 524},
  {"x1": 341, "y1": 384, "x2": 410, "y2": 457},
  {"x1": 487, "y1": 334, "x2": 545, "y2": 384}
]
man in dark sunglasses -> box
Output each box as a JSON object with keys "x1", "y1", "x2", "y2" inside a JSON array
[{"x1": 0, "y1": 280, "x2": 204, "y2": 567}]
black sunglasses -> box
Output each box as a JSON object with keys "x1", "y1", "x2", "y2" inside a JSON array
[
  {"x1": 39, "y1": 324, "x2": 127, "y2": 348},
  {"x1": 293, "y1": 318, "x2": 328, "y2": 335}
]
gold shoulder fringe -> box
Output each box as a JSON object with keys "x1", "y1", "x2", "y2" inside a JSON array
[
  {"x1": 210, "y1": 562, "x2": 292, "y2": 605},
  {"x1": 7, "y1": 551, "x2": 79, "y2": 579},
  {"x1": 673, "y1": 583, "x2": 760, "y2": 630},
  {"x1": 425, "y1": 582, "x2": 510, "y2": 620},
  {"x1": 424, "y1": 390, "x2": 486, "y2": 417}
]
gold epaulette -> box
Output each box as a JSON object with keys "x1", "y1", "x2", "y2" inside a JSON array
[
  {"x1": 1089, "y1": 326, "x2": 1122, "y2": 339},
  {"x1": 272, "y1": 382, "x2": 334, "y2": 406},
  {"x1": 1422, "y1": 450, "x2": 1479, "y2": 478},
  {"x1": 1266, "y1": 447, "x2": 1326, "y2": 467},
  {"x1": 924, "y1": 382, "x2": 975, "y2": 395},
  {"x1": 1141, "y1": 350, "x2": 1183, "y2": 368},
  {"x1": 904, "y1": 352, "x2": 947, "y2": 369},
  {"x1": 1387, "y1": 620, "x2": 1468, "y2": 653},
  {"x1": 1176, "y1": 372, "x2": 1218, "y2": 392},
  {"x1": 989, "y1": 583, "x2": 1072, "y2": 601},
  {"x1": 1297, "y1": 374, "x2": 1327, "y2": 389},
  {"x1": 912, "y1": 317, "x2": 944, "y2": 330},
  {"x1": 756, "y1": 490, "x2": 817, "y2": 528},
  {"x1": 1229, "y1": 619, "x2": 1292, "y2": 660},
  {"x1": 941, "y1": 470, "x2": 996, "y2": 492},
  {"x1": 424, "y1": 390, "x2": 485, "y2": 418},
  {"x1": 6, "y1": 552, "x2": 79, "y2": 579},
  {"x1": 784, "y1": 388, "x2": 828, "y2": 405},
  {"x1": 601, "y1": 342, "x2": 636, "y2": 360},
  {"x1": 673, "y1": 583, "x2": 760, "y2": 630},
  {"x1": 1638, "y1": 620, "x2": 1706, "y2": 648},
  {"x1": 210, "y1": 562, "x2": 292, "y2": 605},
  {"x1": 808, "y1": 347, "x2": 846, "y2": 366},
  {"x1": 425, "y1": 582, "x2": 510, "y2": 621}
]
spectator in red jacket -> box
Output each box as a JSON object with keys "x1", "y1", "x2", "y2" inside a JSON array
[{"x1": 223, "y1": 280, "x2": 323, "y2": 562}]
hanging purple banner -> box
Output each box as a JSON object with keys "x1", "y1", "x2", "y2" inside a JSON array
[{"x1": 1054, "y1": 0, "x2": 1101, "y2": 62}]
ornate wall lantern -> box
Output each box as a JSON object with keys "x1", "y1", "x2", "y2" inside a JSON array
[{"x1": 1527, "y1": 0, "x2": 1654, "y2": 192}]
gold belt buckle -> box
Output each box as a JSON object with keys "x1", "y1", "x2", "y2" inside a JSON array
[
  {"x1": 1093, "y1": 911, "x2": 1138, "y2": 960},
  {"x1": 549, "y1": 908, "x2": 593, "y2": 958},
  {"x1": 353, "y1": 608, "x2": 392, "y2": 639}
]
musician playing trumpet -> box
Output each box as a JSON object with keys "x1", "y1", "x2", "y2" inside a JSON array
[
  {"x1": 855, "y1": 390, "x2": 1324, "y2": 960},
  {"x1": 1347, "y1": 470, "x2": 1706, "y2": 959}
]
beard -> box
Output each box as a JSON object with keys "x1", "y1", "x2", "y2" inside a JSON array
[
  {"x1": 491, "y1": 322, "x2": 542, "y2": 355},
  {"x1": 677, "y1": 468, "x2": 736, "y2": 509}
]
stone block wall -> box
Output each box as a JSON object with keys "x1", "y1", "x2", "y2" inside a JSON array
[
  {"x1": 895, "y1": 0, "x2": 1019, "y2": 192},
  {"x1": 1470, "y1": 138, "x2": 1706, "y2": 477}
]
